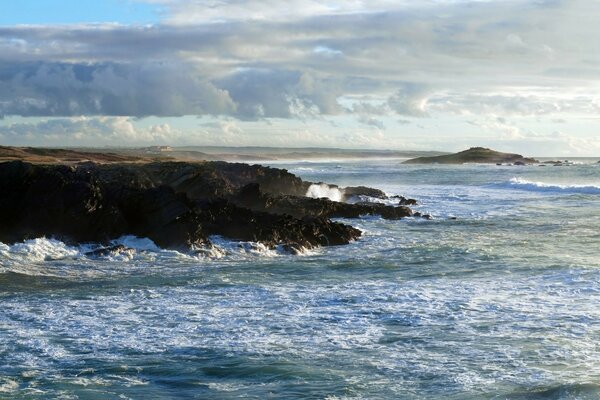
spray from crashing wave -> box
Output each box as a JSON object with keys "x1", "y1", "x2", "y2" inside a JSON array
[
  {"x1": 0, "y1": 234, "x2": 315, "y2": 270},
  {"x1": 305, "y1": 183, "x2": 345, "y2": 202}
]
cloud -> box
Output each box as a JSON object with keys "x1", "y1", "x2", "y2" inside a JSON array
[
  {"x1": 0, "y1": 117, "x2": 185, "y2": 145},
  {"x1": 0, "y1": 61, "x2": 236, "y2": 118},
  {"x1": 1, "y1": 0, "x2": 600, "y2": 154},
  {"x1": 388, "y1": 83, "x2": 431, "y2": 117},
  {"x1": 428, "y1": 91, "x2": 600, "y2": 117},
  {"x1": 357, "y1": 115, "x2": 385, "y2": 130},
  {"x1": 137, "y1": 0, "x2": 430, "y2": 23},
  {"x1": 1, "y1": 0, "x2": 599, "y2": 121}
]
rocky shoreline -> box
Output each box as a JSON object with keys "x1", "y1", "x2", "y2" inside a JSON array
[{"x1": 0, "y1": 160, "x2": 425, "y2": 253}]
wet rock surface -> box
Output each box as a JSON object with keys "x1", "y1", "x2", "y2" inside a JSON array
[
  {"x1": 0, "y1": 161, "x2": 420, "y2": 251},
  {"x1": 233, "y1": 183, "x2": 414, "y2": 220}
]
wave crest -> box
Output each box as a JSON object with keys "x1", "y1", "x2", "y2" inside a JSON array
[{"x1": 498, "y1": 177, "x2": 600, "y2": 194}]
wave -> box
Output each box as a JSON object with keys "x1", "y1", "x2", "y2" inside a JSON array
[
  {"x1": 0, "y1": 235, "x2": 315, "y2": 269},
  {"x1": 494, "y1": 177, "x2": 600, "y2": 195},
  {"x1": 305, "y1": 183, "x2": 344, "y2": 202}
]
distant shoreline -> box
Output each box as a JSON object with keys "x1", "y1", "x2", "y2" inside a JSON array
[{"x1": 1, "y1": 145, "x2": 598, "y2": 164}]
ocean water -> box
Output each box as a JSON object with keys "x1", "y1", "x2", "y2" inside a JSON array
[{"x1": 1, "y1": 160, "x2": 600, "y2": 399}]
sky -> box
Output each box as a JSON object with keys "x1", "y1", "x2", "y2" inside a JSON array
[{"x1": 1, "y1": 0, "x2": 599, "y2": 156}]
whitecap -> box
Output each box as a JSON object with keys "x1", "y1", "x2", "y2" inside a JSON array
[
  {"x1": 0, "y1": 378, "x2": 19, "y2": 393},
  {"x1": 111, "y1": 235, "x2": 161, "y2": 252},
  {"x1": 494, "y1": 177, "x2": 600, "y2": 195},
  {"x1": 1, "y1": 238, "x2": 80, "y2": 263}
]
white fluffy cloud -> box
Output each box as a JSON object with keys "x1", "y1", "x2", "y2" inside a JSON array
[
  {"x1": 0, "y1": 117, "x2": 182, "y2": 146},
  {"x1": 1, "y1": 0, "x2": 599, "y2": 120},
  {"x1": 1, "y1": 0, "x2": 600, "y2": 152}
]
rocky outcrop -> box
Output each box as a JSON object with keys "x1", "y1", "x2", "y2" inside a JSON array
[
  {"x1": 0, "y1": 161, "x2": 207, "y2": 249},
  {"x1": 0, "y1": 161, "x2": 419, "y2": 251},
  {"x1": 232, "y1": 183, "x2": 414, "y2": 220},
  {"x1": 342, "y1": 185, "x2": 388, "y2": 200}
]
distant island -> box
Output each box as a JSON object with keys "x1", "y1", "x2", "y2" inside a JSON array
[{"x1": 403, "y1": 147, "x2": 539, "y2": 165}]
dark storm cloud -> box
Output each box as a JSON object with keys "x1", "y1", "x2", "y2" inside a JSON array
[{"x1": 0, "y1": 61, "x2": 236, "y2": 117}]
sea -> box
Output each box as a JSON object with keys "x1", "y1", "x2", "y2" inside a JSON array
[{"x1": 1, "y1": 158, "x2": 600, "y2": 399}]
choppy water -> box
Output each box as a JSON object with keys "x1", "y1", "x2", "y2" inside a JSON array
[{"x1": 1, "y1": 160, "x2": 600, "y2": 399}]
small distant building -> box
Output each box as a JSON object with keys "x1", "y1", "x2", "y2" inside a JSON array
[{"x1": 146, "y1": 146, "x2": 173, "y2": 153}]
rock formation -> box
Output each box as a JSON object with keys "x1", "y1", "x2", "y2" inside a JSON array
[{"x1": 0, "y1": 161, "x2": 420, "y2": 251}]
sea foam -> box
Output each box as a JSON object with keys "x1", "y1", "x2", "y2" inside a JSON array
[{"x1": 0, "y1": 238, "x2": 81, "y2": 263}]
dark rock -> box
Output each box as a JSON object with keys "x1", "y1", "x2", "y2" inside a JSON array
[
  {"x1": 197, "y1": 198, "x2": 361, "y2": 248},
  {"x1": 85, "y1": 245, "x2": 131, "y2": 258},
  {"x1": 0, "y1": 161, "x2": 208, "y2": 249},
  {"x1": 232, "y1": 183, "x2": 413, "y2": 220},
  {"x1": 404, "y1": 147, "x2": 538, "y2": 165},
  {"x1": 389, "y1": 195, "x2": 418, "y2": 206},
  {"x1": 0, "y1": 161, "x2": 378, "y2": 251},
  {"x1": 413, "y1": 212, "x2": 433, "y2": 220},
  {"x1": 343, "y1": 186, "x2": 388, "y2": 200}
]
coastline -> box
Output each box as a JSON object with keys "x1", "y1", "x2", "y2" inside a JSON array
[{"x1": 0, "y1": 156, "x2": 424, "y2": 254}]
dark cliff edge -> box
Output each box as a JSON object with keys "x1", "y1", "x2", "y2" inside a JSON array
[{"x1": 0, "y1": 161, "x2": 423, "y2": 253}]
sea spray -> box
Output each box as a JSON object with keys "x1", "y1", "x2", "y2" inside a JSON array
[{"x1": 305, "y1": 183, "x2": 345, "y2": 202}]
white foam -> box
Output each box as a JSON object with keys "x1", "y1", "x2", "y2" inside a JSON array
[
  {"x1": 111, "y1": 235, "x2": 160, "y2": 252},
  {"x1": 0, "y1": 238, "x2": 80, "y2": 263},
  {"x1": 305, "y1": 183, "x2": 344, "y2": 202},
  {"x1": 0, "y1": 235, "x2": 316, "y2": 269},
  {"x1": 0, "y1": 378, "x2": 19, "y2": 393},
  {"x1": 208, "y1": 236, "x2": 317, "y2": 257},
  {"x1": 498, "y1": 177, "x2": 600, "y2": 195}
]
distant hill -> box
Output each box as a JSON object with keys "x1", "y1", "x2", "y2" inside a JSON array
[
  {"x1": 403, "y1": 147, "x2": 539, "y2": 164},
  {"x1": 0, "y1": 145, "x2": 450, "y2": 164},
  {"x1": 0, "y1": 146, "x2": 147, "y2": 164}
]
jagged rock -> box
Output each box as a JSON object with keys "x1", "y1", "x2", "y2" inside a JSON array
[
  {"x1": 0, "y1": 161, "x2": 208, "y2": 249},
  {"x1": 0, "y1": 161, "x2": 372, "y2": 250},
  {"x1": 343, "y1": 186, "x2": 388, "y2": 200},
  {"x1": 389, "y1": 195, "x2": 418, "y2": 206},
  {"x1": 232, "y1": 183, "x2": 413, "y2": 220},
  {"x1": 198, "y1": 199, "x2": 361, "y2": 248},
  {"x1": 85, "y1": 245, "x2": 131, "y2": 258}
]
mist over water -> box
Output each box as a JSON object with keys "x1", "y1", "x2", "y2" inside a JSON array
[{"x1": 1, "y1": 159, "x2": 600, "y2": 399}]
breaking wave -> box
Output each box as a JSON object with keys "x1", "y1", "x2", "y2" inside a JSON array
[
  {"x1": 0, "y1": 235, "x2": 315, "y2": 269},
  {"x1": 494, "y1": 177, "x2": 600, "y2": 195}
]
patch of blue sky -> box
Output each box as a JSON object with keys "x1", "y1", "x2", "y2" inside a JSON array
[{"x1": 0, "y1": 0, "x2": 160, "y2": 25}]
